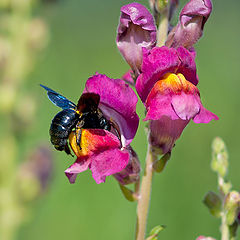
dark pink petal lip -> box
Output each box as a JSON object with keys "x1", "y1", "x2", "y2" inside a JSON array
[
  {"x1": 65, "y1": 158, "x2": 90, "y2": 184},
  {"x1": 193, "y1": 106, "x2": 219, "y2": 123},
  {"x1": 89, "y1": 148, "x2": 130, "y2": 184}
]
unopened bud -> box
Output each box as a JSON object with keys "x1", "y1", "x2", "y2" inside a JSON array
[
  {"x1": 211, "y1": 137, "x2": 228, "y2": 178},
  {"x1": 113, "y1": 146, "x2": 140, "y2": 185},
  {"x1": 203, "y1": 191, "x2": 221, "y2": 218},
  {"x1": 166, "y1": 0, "x2": 212, "y2": 49},
  {"x1": 224, "y1": 191, "x2": 240, "y2": 225}
]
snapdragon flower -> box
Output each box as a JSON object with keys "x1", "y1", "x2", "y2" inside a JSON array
[{"x1": 65, "y1": 73, "x2": 139, "y2": 184}]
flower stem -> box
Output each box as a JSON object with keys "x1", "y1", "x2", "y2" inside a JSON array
[
  {"x1": 221, "y1": 214, "x2": 229, "y2": 240},
  {"x1": 156, "y1": 7, "x2": 169, "y2": 47},
  {"x1": 135, "y1": 145, "x2": 157, "y2": 240}
]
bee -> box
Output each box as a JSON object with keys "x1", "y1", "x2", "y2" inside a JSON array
[{"x1": 40, "y1": 85, "x2": 120, "y2": 156}]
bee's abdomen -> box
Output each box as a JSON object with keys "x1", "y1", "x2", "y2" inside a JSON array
[{"x1": 50, "y1": 109, "x2": 78, "y2": 151}]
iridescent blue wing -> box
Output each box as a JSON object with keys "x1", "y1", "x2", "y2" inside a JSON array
[{"x1": 40, "y1": 84, "x2": 76, "y2": 110}]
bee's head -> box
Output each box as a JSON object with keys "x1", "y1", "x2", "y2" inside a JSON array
[{"x1": 77, "y1": 93, "x2": 100, "y2": 113}]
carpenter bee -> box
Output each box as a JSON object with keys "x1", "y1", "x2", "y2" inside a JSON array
[{"x1": 41, "y1": 85, "x2": 120, "y2": 156}]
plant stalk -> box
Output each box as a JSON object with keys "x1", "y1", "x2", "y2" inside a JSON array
[
  {"x1": 135, "y1": 145, "x2": 157, "y2": 240},
  {"x1": 156, "y1": 7, "x2": 169, "y2": 47}
]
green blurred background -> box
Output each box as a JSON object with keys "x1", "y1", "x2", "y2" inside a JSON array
[{"x1": 10, "y1": 0, "x2": 240, "y2": 239}]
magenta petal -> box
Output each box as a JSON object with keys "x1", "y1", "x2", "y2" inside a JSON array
[
  {"x1": 171, "y1": 92, "x2": 200, "y2": 120},
  {"x1": 166, "y1": 0, "x2": 212, "y2": 49},
  {"x1": 145, "y1": 94, "x2": 179, "y2": 121},
  {"x1": 122, "y1": 70, "x2": 135, "y2": 85},
  {"x1": 85, "y1": 73, "x2": 139, "y2": 146},
  {"x1": 117, "y1": 3, "x2": 156, "y2": 76},
  {"x1": 113, "y1": 145, "x2": 140, "y2": 185},
  {"x1": 89, "y1": 148, "x2": 130, "y2": 184},
  {"x1": 136, "y1": 46, "x2": 181, "y2": 102},
  {"x1": 177, "y1": 47, "x2": 198, "y2": 85},
  {"x1": 193, "y1": 106, "x2": 219, "y2": 123},
  {"x1": 65, "y1": 158, "x2": 91, "y2": 184},
  {"x1": 136, "y1": 47, "x2": 199, "y2": 102},
  {"x1": 149, "y1": 117, "x2": 189, "y2": 155}
]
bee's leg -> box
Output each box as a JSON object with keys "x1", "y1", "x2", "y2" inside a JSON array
[
  {"x1": 76, "y1": 128, "x2": 82, "y2": 150},
  {"x1": 64, "y1": 143, "x2": 74, "y2": 157},
  {"x1": 109, "y1": 120, "x2": 122, "y2": 148},
  {"x1": 75, "y1": 120, "x2": 84, "y2": 150}
]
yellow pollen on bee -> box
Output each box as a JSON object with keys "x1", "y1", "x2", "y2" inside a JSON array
[{"x1": 69, "y1": 130, "x2": 91, "y2": 157}]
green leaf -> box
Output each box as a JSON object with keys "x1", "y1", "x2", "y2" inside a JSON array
[
  {"x1": 146, "y1": 225, "x2": 166, "y2": 240},
  {"x1": 118, "y1": 184, "x2": 137, "y2": 202},
  {"x1": 203, "y1": 191, "x2": 222, "y2": 218},
  {"x1": 153, "y1": 152, "x2": 171, "y2": 173}
]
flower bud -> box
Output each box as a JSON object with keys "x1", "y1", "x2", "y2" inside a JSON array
[
  {"x1": 117, "y1": 3, "x2": 156, "y2": 77},
  {"x1": 211, "y1": 137, "x2": 228, "y2": 178},
  {"x1": 224, "y1": 191, "x2": 240, "y2": 225},
  {"x1": 113, "y1": 146, "x2": 140, "y2": 185},
  {"x1": 166, "y1": 0, "x2": 212, "y2": 49},
  {"x1": 203, "y1": 191, "x2": 221, "y2": 218}
]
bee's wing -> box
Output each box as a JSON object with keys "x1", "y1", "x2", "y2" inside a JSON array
[{"x1": 40, "y1": 84, "x2": 76, "y2": 110}]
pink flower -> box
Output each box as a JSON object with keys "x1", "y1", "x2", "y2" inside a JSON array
[
  {"x1": 65, "y1": 74, "x2": 139, "y2": 184},
  {"x1": 136, "y1": 46, "x2": 218, "y2": 154}
]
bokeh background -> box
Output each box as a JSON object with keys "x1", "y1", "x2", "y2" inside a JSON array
[{"x1": 1, "y1": 0, "x2": 240, "y2": 239}]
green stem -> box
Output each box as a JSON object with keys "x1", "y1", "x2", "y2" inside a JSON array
[
  {"x1": 135, "y1": 145, "x2": 157, "y2": 240},
  {"x1": 156, "y1": 8, "x2": 169, "y2": 47},
  {"x1": 221, "y1": 213, "x2": 229, "y2": 240}
]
